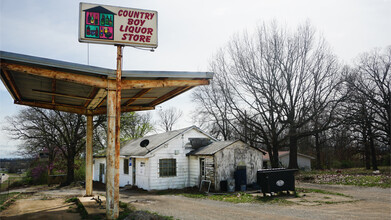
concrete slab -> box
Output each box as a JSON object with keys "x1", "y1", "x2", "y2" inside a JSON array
[{"x1": 78, "y1": 196, "x2": 106, "y2": 215}]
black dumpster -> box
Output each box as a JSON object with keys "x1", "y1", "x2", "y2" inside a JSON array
[{"x1": 257, "y1": 168, "x2": 297, "y2": 196}]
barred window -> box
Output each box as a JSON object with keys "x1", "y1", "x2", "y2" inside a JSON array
[{"x1": 159, "y1": 159, "x2": 176, "y2": 177}]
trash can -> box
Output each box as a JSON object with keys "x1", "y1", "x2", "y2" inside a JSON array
[{"x1": 257, "y1": 168, "x2": 297, "y2": 196}]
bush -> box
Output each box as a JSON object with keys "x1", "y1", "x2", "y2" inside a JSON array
[
  {"x1": 74, "y1": 159, "x2": 86, "y2": 182},
  {"x1": 331, "y1": 160, "x2": 354, "y2": 169}
]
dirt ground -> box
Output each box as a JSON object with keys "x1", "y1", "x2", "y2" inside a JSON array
[
  {"x1": 0, "y1": 182, "x2": 390, "y2": 220},
  {"x1": 0, "y1": 194, "x2": 80, "y2": 220},
  {"x1": 121, "y1": 182, "x2": 391, "y2": 220}
]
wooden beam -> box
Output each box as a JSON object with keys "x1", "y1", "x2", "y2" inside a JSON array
[
  {"x1": 150, "y1": 86, "x2": 192, "y2": 106},
  {"x1": 1, "y1": 62, "x2": 111, "y2": 88},
  {"x1": 84, "y1": 87, "x2": 99, "y2": 108},
  {"x1": 92, "y1": 105, "x2": 154, "y2": 115},
  {"x1": 2, "y1": 69, "x2": 22, "y2": 101},
  {"x1": 14, "y1": 100, "x2": 153, "y2": 115},
  {"x1": 124, "y1": 88, "x2": 152, "y2": 106},
  {"x1": 122, "y1": 96, "x2": 156, "y2": 99},
  {"x1": 121, "y1": 79, "x2": 209, "y2": 89},
  {"x1": 15, "y1": 100, "x2": 87, "y2": 115},
  {"x1": 51, "y1": 78, "x2": 56, "y2": 105},
  {"x1": 32, "y1": 89, "x2": 91, "y2": 101},
  {"x1": 2, "y1": 62, "x2": 210, "y2": 90}
]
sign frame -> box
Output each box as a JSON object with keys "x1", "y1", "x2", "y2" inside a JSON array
[{"x1": 78, "y1": 2, "x2": 158, "y2": 48}]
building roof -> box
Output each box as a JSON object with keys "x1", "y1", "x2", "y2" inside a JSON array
[
  {"x1": 187, "y1": 140, "x2": 236, "y2": 156},
  {"x1": 187, "y1": 140, "x2": 266, "y2": 156},
  {"x1": 83, "y1": 6, "x2": 116, "y2": 14},
  {"x1": 263, "y1": 151, "x2": 315, "y2": 161},
  {"x1": 0, "y1": 51, "x2": 213, "y2": 115},
  {"x1": 120, "y1": 126, "x2": 216, "y2": 157}
]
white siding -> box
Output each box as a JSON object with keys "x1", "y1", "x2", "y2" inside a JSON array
[
  {"x1": 279, "y1": 155, "x2": 290, "y2": 168},
  {"x1": 120, "y1": 157, "x2": 132, "y2": 186},
  {"x1": 188, "y1": 156, "x2": 200, "y2": 187},
  {"x1": 214, "y1": 141, "x2": 263, "y2": 191},
  {"x1": 93, "y1": 157, "x2": 133, "y2": 187},
  {"x1": 93, "y1": 158, "x2": 106, "y2": 183},
  {"x1": 135, "y1": 158, "x2": 150, "y2": 190},
  {"x1": 280, "y1": 154, "x2": 312, "y2": 171},
  {"x1": 147, "y1": 129, "x2": 210, "y2": 190}
]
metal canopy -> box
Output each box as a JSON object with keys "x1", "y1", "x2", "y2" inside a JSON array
[{"x1": 0, "y1": 51, "x2": 213, "y2": 115}]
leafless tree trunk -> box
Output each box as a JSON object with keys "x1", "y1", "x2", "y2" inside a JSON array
[
  {"x1": 157, "y1": 107, "x2": 183, "y2": 132},
  {"x1": 5, "y1": 107, "x2": 105, "y2": 184},
  {"x1": 193, "y1": 21, "x2": 342, "y2": 169}
]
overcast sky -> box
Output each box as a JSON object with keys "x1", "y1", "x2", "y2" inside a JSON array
[{"x1": 1, "y1": 0, "x2": 390, "y2": 158}]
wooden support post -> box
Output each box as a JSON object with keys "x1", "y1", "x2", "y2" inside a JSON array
[
  {"x1": 106, "y1": 45, "x2": 123, "y2": 219},
  {"x1": 85, "y1": 115, "x2": 93, "y2": 196},
  {"x1": 106, "y1": 89, "x2": 116, "y2": 219},
  {"x1": 114, "y1": 45, "x2": 123, "y2": 219}
]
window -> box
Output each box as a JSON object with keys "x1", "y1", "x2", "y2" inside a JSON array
[
  {"x1": 123, "y1": 158, "x2": 129, "y2": 174},
  {"x1": 159, "y1": 159, "x2": 176, "y2": 177}
]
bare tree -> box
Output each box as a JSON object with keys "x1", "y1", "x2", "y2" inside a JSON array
[
  {"x1": 354, "y1": 47, "x2": 391, "y2": 147},
  {"x1": 157, "y1": 107, "x2": 183, "y2": 132},
  {"x1": 5, "y1": 107, "x2": 105, "y2": 184},
  {"x1": 193, "y1": 21, "x2": 342, "y2": 169},
  {"x1": 342, "y1": 46, "x2": 391, "y2": 170}
]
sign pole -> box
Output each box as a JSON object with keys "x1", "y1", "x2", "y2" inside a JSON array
[{"x1": 114, "y1": 45, "x2": 123, "y2": 219}]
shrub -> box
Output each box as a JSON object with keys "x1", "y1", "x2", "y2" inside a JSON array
[{"x1": 74, "y1": 159, "x2": 86, "y2": 182}]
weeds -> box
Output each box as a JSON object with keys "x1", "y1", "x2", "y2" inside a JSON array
[
  {"x1": 297, "y1": 166, "x2": 391, "y2": 188},
  {"x1": 296, "y1": 188, "x2": 352, "y2": 198},
  {"x1": 182, "y1": 192, "x2": 293, "y2": 205}
]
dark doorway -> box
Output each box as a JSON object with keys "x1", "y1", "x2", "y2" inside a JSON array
[
  {"x1": 99, "y1": 163, "x2": 105, "y2": 182},
  {"x1": 200, "y1": 158, "x2": 206, "y2": 181}
]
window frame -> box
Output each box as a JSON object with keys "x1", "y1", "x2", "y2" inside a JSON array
[{"x1": 159, "y1": 158, "x2": 177, "y2": 177}]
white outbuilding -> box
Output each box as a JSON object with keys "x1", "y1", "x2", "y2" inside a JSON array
[
  {"x1": 93, "y1": 126, "x2": 265, "y2": 191},
  {"x1": 263, "y1": 151, "x2": 314, "y2": 171}
]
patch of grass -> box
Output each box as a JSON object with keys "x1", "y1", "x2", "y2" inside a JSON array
[
  {"x1": 297, "y1": 166, "x2": 391, "y2": 188},
  {"x1": 0, "y1": 192, "x2": 22, "y2": 211},
  {"x1": 64, "y1": 197, "x2": 89, "y2": 219},
  {"x1": 117, "y1": 201, "x2": 135, "y2": 220},
  {"x1": 182, "y1": 192, "x2": 294, "y2": 205},
  {"x1": 0, "y1": 192, "x2": 19, "y2": 205},
  {"x1": 65, "y1": 197, "x2": 79, "y2": 203},
  {"x1": 296, "y1": 188, "x2": 352, "y2": 198},
  {"x1": 76, "y1": 200, "x2": 89, "y2": 219},
  {"x1": 138, "y1": 210, "x2": 175, "y2": 220}
]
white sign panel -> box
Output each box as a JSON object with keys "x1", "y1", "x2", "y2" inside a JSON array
[{"x1": 79, "y1": 3, "x2": 158, "y2": 48}]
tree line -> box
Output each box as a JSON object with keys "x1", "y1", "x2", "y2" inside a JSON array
[
  {"x1": 3, "y1": 21, "x2": 389, "y2": 185},
  {"x1": 192, "y1": 21, "x2": 390, "y2": 170},
  {"x1": 4, "y1": 107, "x2": 182, "y2": 184}
]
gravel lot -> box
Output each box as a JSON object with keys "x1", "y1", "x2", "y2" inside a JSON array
[
  {"x1": 1, "y1": 182, "x2": 390, "y2": 220},
  {"x1": 121, "y1": 182, "x2": 391, "y2": 220}
]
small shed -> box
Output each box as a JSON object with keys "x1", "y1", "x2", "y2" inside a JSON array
[
  {"x1": 187, "y1": 140, "x2": 265, "y2": 191},
  {"x1": 263, "y1": 151, "x2": 315, "y2": 171}
]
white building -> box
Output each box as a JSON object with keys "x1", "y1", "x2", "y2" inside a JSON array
[
  {"x1": 263, "y1": 151, "x2": 315, "y2": 171},
  {"x1": 93, "y1": 126, "x2": 265, "y2": 191}
]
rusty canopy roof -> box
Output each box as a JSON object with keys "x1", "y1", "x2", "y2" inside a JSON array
[{"x1": 0, "y1": 51, "x2": 213, "y2": 115}]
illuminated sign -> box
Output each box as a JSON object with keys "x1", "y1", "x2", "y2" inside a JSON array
[{"x1": 79, "y1": 3, "x2": 158, "y2": 48}]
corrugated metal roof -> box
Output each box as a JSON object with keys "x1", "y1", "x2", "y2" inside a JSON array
[
  {"x1": 187, "y1": 140, "x2": 237, "y2": 156},
  {"x1": 0, "y1": 51, "x2": 213, "y2": 115}
]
